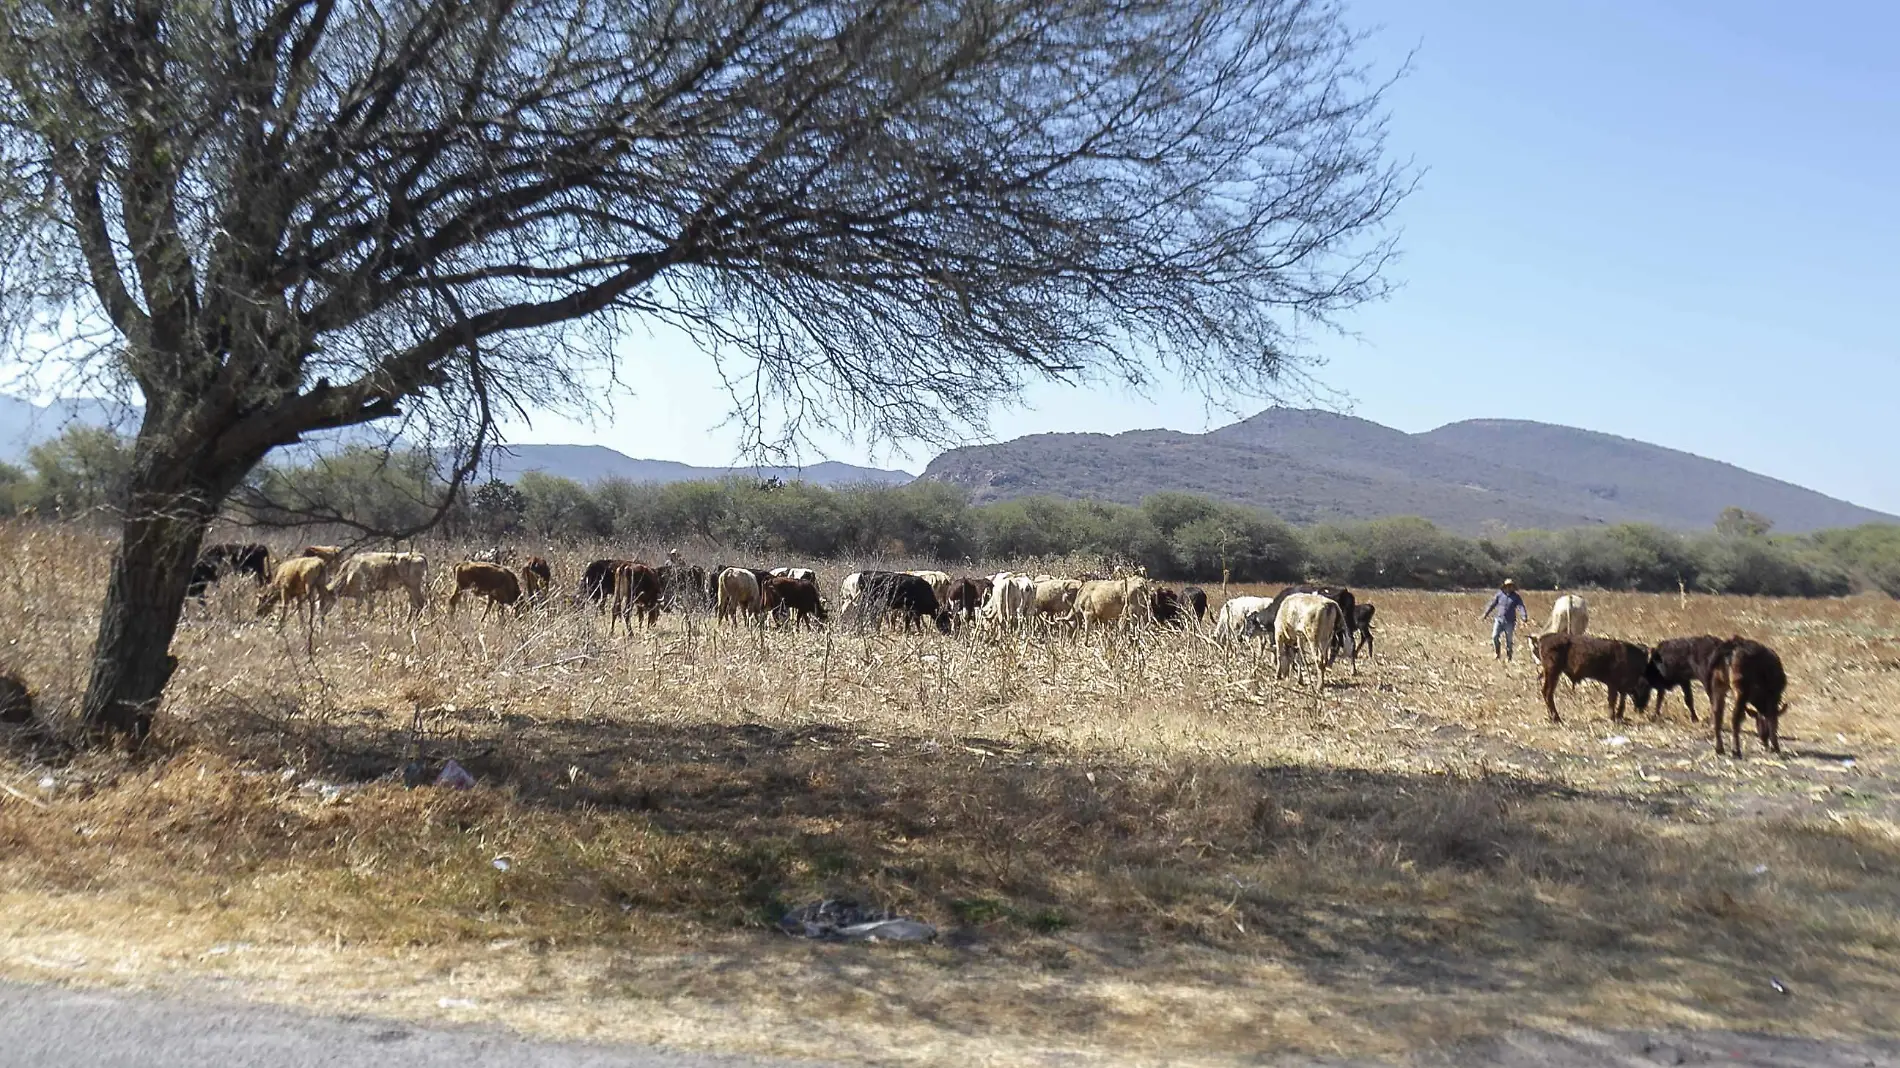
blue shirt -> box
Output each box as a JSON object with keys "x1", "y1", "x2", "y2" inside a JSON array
[{"x1": 1482, "y1": 590, "x2": 1526, "y2": 623}]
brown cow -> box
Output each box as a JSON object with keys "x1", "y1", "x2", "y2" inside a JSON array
[
  {"x1": 449, "y1": 561, "x2": 522, "y2": 620},
  {"x1": 945, "y1": 576, "x2": 993, "y2": 625},
  {"x1": 1534, "y1": 633, "x2": 1654, "y2": 724},
  {"x1": 255, "y1": 556, "x2": 333, "y2": 650},
  {"x1": 521, "y1": 556, "x2": 553, "y2": 603},
  {"x1": 1644, "y1": 635, "x2": 1726, "y2": 722},
  {"x1": 611, "y1": 563, "x2": 664, "y2": 632},
  {"x1": 760, "y1": 576, "x2": 829, "y2": 629},
  {"x1": 580, "y1": 558, "x2": 633, "y2": 611},
  {"x1": 1708, "y1": 638, "x2": 1788, "y2": 758},
  {"x1": 658, "y1": 563, "x2": 709, "y2": 612}
]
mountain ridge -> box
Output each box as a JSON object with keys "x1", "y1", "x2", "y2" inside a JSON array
[
  {"x1": 919, "y1": 408, "x2": 1895, "y2": 534},
  {"x1": 480, "y1": 443, "x2": 914, "y2": 487},
  {"x1": 7, "y1": 393, "x2": 1890, "y2": 531}
]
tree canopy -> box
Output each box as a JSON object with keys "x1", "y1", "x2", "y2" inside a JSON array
[{"x1": 0, "y1": 0, "x2": 1411, "y2": 735}]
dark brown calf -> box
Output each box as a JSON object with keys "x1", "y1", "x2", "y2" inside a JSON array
[
  {"x1": 581, "y1": 558, "x2": 631, "y2": 612},
  {"x1": 1352, "y1": 603, "x2": 1375, "y2": 659},
  {"x1": 1180, "y1": 586, "x2": 1209, "y2": 623},
  {"x1": 945, "y1": 577, "x2": 991, "y2": 624},
  {"x1": 1152, "y1": 587, "x2": 1189, "y2": 627},
  {"x1": 189, "y1": 542, "x2": 272, "y2": 601},
  {"x1": 1645, "y1": 635, "x2": 1726, "y2": 722},
  {"x1": 1709, "y1": 638, "x2": 1787, "y2": 758},
  {"x1": 760, "y1": 576, "x2": 829, "y2": 629},
  {"x1": 1535, "y1": 633, "x2": 1653, "y2": 724},
  {"x1": 611, "y1": 563, "x2": 664, "y2": 632}
]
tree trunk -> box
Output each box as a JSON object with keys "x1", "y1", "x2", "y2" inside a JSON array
[{"x1": 78, "y1": 485, "x2": 221, "y2": 740}]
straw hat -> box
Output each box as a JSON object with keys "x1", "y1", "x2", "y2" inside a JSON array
[{"x1": 1501, "y1": 578, "x2": 1517, "y2": 589}]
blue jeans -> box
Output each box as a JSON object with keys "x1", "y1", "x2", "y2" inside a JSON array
[{"x1": 1492, "y1": 617, "x2": 1517, "y2": 659}]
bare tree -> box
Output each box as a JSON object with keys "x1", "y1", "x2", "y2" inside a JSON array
[{"x1": 0, "y1": 0, "x2": 1408, "y2": 737}]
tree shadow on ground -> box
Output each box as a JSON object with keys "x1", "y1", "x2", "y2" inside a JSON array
[{"x1": 181, "y1": 698, "x2": 1900, "y2": 1045}]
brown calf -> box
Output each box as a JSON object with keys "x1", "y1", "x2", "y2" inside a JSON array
[
  {"x1": 945, "y1": 577, "x2": 992, "y2": 625},
  {"x1": 760, "y1": 576, "x2": 829, "y2": 629},
  {"x1": 1709, "y1": 638, "x2": 1788, "y2": 758},
  {"x1": 449, "y1": 561, "x2": 522, "y2": 620},
  {"x1": 611, "y1": 563, "x2": 664, "y2": 632},
  {"x1": 1535, "y1": 633, "x2": 1653, "y2": 724},
  {"x1": 1644, "y1": 635, "x2": 1727, "y2": 722},
  {"x1": 579, "y1": 558, "x2": 630, "y2": 612}
]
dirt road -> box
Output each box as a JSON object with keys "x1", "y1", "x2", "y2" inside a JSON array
[
  {"x1": 0, "y1": 981, "x2": 829, "y2": 1068},
  {"x1": 2, "y1": 980, "x2": 1893, "y2": 1068}
]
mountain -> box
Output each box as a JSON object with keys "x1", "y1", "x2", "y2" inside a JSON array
[
  {"x1": 0, "y1": 396, "x2": 913, "y2": 487},
  {"x1": 1418, "y1": 419, "x2": 1889, "y2": 534},
  {"x1": 10, "y1": 390, "x2": 1888, "y2": 531},
  {"x1": 919, "y1": 408, "x2": 1896, "y2": 534},
  {"x1": 482, "y1": 443, "x2": 914, "y2": 487},
  {"x1": 0, "y1": 395, "x2": 138, "y2": 464}
]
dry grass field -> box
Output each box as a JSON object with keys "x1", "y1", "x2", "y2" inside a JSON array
[{"x1": 3, "y1": 521, "x2": 1899, "y2": 1066}]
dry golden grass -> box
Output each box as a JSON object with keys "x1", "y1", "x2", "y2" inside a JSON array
[{"x1": 3, "y1": 520, "x2": 1899, "y2": 1065}]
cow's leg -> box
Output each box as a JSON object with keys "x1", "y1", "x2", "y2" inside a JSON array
[
  {"x1": 1683, "y1": 683, "x2": 1698, "y2": 723},
  {"x1": 300, "y1": 596, "x2": 317, "y2": 654},
  {"x1": 1542, "y1": 666, "x2": 1562, "y2": 724},
  {"x1": 1710, "y1": 677, "x2": 1729, "y2": 755}
]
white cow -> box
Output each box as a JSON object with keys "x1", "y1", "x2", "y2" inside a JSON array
[
  {"x1": 979, "y1": 573, "x2": 1037, "y2": 630},
  {"x1": 1545, "y1": 594, "x2": 1589, "y2": 637},
  {"x1": 1214, "y1": 595, "x2": 1274, "y2": 641},
  {"x1": 328, "y1": 551, "x2": 428, "y2": 618},
  {"x1": 1274, "y1": 592, "x2": 1342, "y2": 693},
  {"x1": 770, "y1": 566, "x2": 817, "y2": 583},
  {"x1": 839, "y1": 572, "x2": 865, "y2": 618},
  {"x1": 717, "y1": 567, "x2": 764, "y2": 625}
]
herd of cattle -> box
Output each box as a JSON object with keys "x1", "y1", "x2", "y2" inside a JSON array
[
  {"x1": 190, "y1": 543, "x2": 1789, "y2": 757},
  {"x1": 1526, "y1": 594, "x2": 1789, "y2": 759}
]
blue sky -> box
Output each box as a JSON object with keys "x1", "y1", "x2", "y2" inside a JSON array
[{"x1": 510, "y1": 0, "x2": 1898, "y2": 514}]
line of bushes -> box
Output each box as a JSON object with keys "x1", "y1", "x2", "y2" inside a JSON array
[{"x1": 5, "y1": 431, "x2": 1896, "y2": 597}]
